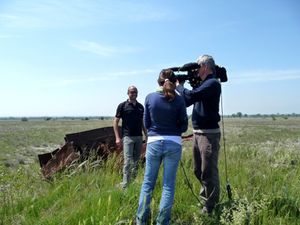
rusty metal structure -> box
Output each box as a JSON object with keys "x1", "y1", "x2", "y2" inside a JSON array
[
  {"x1": 38, "y1": 126, "x2": 191, "y2": 179},
  {"x1": 64, "y1": 126, "x2": 123, "y2": 160},
  {"x1": 38, "y1": 126, "x2": 133, "y2": 179}
]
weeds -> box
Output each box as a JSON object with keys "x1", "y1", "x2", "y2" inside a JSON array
[{"x1": 0, "y1": 117, "x2": 300, "y2": 224}]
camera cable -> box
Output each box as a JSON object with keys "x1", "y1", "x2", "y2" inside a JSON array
[
  {"x1": 179, "y1": 159, "x2": 202, "y2": 205},
  {"x1": 220, "y1": 87, "x2": 233, "y2": 201}
]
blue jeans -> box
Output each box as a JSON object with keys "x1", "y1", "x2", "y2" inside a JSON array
[
  {"x1": 122, "y1": 136, "x2": 143, "y2": 188},
  {"x1": 136, "y1": 140, "x2": 182, "y2": 225}
]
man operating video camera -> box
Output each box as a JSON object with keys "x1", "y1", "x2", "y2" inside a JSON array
[{"x1": 176, "y1": 54, "x2": 223, "y2": 215}]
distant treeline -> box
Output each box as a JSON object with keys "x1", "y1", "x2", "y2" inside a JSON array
[
  {"x1": 228, "y1": 112, "x2": 300, "y2": 119},
  {"x1": 0, "y1": 116, "x2": 114, "y2": 121},
  {"x1": 1, "y1": 113, "x2": 300, "y2": 121}
]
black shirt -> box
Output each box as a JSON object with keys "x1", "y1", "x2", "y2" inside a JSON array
[{"x1": 115, "y1": 100, "x2": 144, "y2": 136}]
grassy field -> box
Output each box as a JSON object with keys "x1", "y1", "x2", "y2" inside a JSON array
[{"x1": 0, "y1": 117, "x2": 300, "y2": 224}]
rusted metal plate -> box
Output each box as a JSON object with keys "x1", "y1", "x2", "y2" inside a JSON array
[
  {"x1": 41, "y1": 142, "x2": 79, "y2": 179},
  {"x1": 38, "y1": 126, "x2": 191, "y2": 179},
  {"x1": 38, "y1": 148, "x2": 59, "y2": 168},
  {"x1": 64, "y1": 126, "x2": 121, "y2": 159},
  {"x1": 65, "y1": 127, "x2": 116, "y2": 147},
  {"x1": 182, "y1": 134, "x2": 193, "y2": 141},
  {"x1": 38, "y1": 126, "x2": 125, "y2": 179}
]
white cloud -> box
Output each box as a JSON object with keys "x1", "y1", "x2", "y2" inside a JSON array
[
  {"x1": 110, "y1": 69, "x2": 156, "y2": 77},
  {"x1": 0, "y1": 33, "x2": 22, "y2": 38},
  {"x1": 0, "y1": 0, "x2": 171, "y2": 29},
  {"x1": 70, "y1": 41, "x2": 142, "y2": 57},
  {"x1": 51, "y1": 68, "x2": 156, "y2": 87},
  {"x1": 229, "y1": 69, "x2": 300, "y2": 83},
  {"x1": 51, "y1": 68, "x2": 300, "y2": 88}
]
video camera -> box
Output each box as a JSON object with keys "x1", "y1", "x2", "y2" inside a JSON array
[{"x1": 168, "y1": 62, "x2": 228, "y2": 88}]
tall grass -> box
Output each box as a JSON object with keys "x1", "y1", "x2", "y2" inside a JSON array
[{"x1": 0, "y1": 117, "x2": 300, "y2": 224}]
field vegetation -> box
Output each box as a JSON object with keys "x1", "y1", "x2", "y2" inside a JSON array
[{"x1": 0, "y1": 117, "x2": 299, "y2": 224}]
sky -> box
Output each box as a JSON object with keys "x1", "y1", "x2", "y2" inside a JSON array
[{"x1": 0, "y1": 0, "x2": 300, "y2": 117}]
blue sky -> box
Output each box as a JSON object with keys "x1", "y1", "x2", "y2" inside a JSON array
[{"x1": 1, "y1": 0, "x2": 299, "y2": 117}]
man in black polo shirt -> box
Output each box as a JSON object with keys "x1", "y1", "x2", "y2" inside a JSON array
[{"x1": 113, "y1": 85, "x2": 147, "y2": 189}]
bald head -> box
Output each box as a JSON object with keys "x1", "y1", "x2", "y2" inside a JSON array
[
  {"x1": 127, "y1": 85, "x2": 138, "y2": 102},
  {"x1": 127, "y1": 85, "x2": 138, "y2": 94}
]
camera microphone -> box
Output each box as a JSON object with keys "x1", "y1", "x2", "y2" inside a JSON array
[{"x1": 179, "y1": 62, "x2": 200, "y2": 72}]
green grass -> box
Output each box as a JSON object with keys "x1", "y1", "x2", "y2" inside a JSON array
[{"x1": 1, "y1": 117, "x2": 300, "y2": 224}]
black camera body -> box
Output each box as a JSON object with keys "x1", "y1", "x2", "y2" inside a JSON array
[{"x1": 169, "y1": 62, "x2": 228, "y2": 88}]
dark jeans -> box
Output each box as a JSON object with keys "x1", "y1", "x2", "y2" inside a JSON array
[{"x1": 193, "y1": 132, "x2": 221, "y2": 210}]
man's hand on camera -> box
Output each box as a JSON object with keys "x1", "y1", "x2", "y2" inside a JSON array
[{"x1": 176, "y1": 80, "x2": 185, "y2": 87}]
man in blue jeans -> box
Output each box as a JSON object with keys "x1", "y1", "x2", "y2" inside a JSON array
[
  {"x1": 113, "y1": 85, "x2": 147, "y2": 189},
  {"x1": 136, "y1": 70, "x2": 188, "y2": 225}
]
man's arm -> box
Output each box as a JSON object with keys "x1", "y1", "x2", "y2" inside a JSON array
[
  {"x1": 176, "y1": 84, "x2": 194, "y2": 107},
  {"x1": 113, "y1": 117, "x2": 122, "y2": 147}
]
